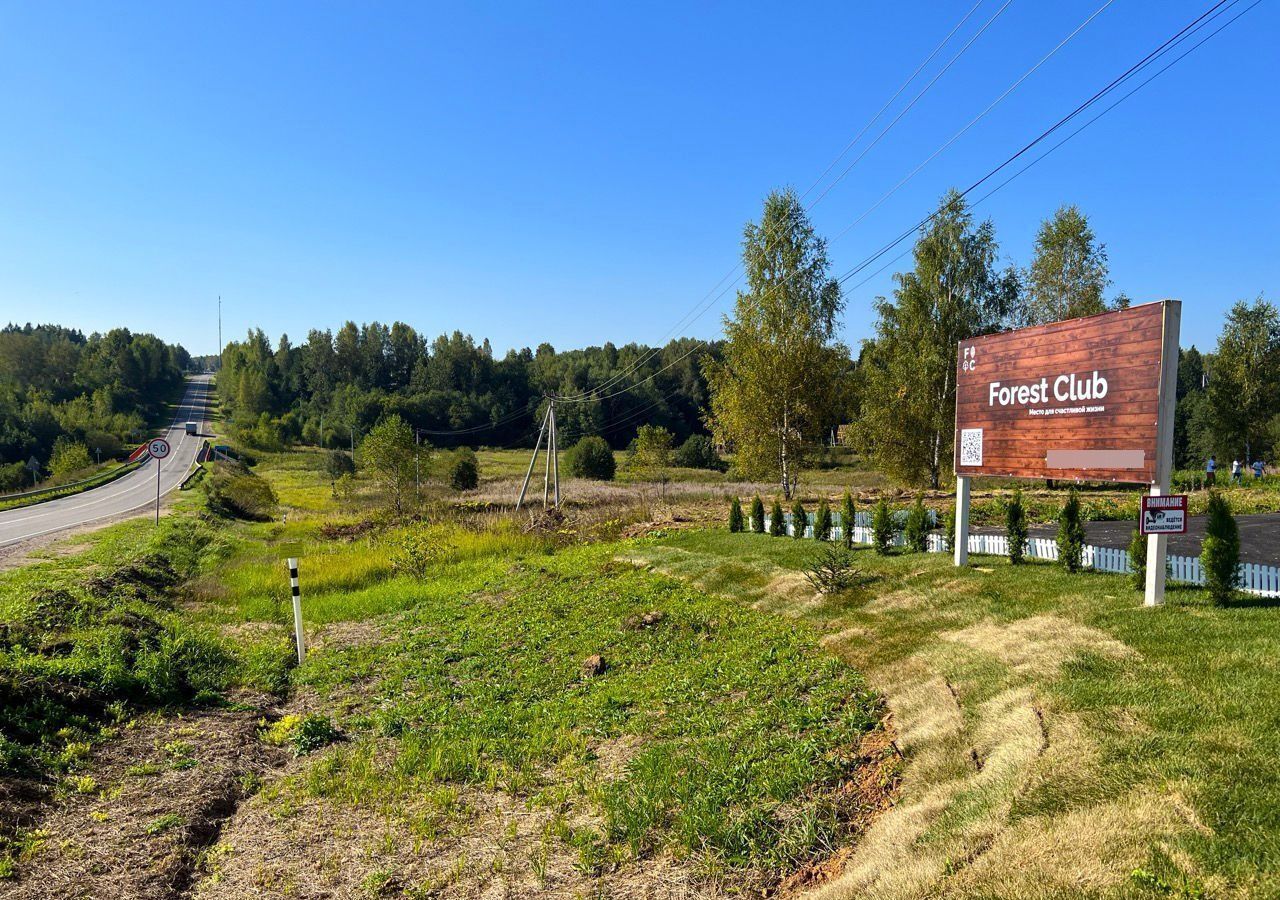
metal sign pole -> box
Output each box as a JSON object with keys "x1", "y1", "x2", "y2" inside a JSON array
[
  {"x1": 1145, "y1": 300, "x2": 1182, "y2": 607},
  {"x1": 148, "y1": 438, "x2": 170, "y2": 525}
]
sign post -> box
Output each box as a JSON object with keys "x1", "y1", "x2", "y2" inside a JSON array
[
  {"x1": 1144, "y1": 301, "x2": 1181, "y2": 606},
  {"x1": 952, "y1": 301, "x2": 1181, "y2": 605},
  {"x1": 148, "y1": 438, "x2": 171, "y2": 525},
  {"x1": 287, "y1": 557, "x2": 305, "y2": 663}
]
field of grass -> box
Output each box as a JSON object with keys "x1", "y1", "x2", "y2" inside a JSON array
[
  {"x1": 0, "y1": 445, "x2": 894, "y2": 895},
  {"x1": 628, "y1": 530, "x2": 1280, "y2": 898}
]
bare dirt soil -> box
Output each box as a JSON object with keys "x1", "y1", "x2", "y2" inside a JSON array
[{"x1": 2, "y1": 700, "x2": 286, "y2": 900}]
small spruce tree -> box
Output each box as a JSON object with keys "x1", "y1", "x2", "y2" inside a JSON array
[
  {"x1": 814, "y1": 498, "x2": 833, "y2": 541},
  {"x1": 904, "y1": 497, "x2": 929, "y2": 553},
  {"x1": 841, "y1": 492, "x2": 856, "y2": 549},
  {"x1": 769, "y1": 499, "x2": 786, "y2": 537},
  {"x1": 944, "y1": 506, "x2": 957, "y2": 553},
  {"x1": 728, "y1": 496, "x2": 744, "y2": 533},
  {"x1": 872, "y1": 498, "x2": 896, "y2": 555},
  {"x1": 1127, "y1": 526, "x2": 1147, "y2": 591},
  {"x1": 1006, "y1": 489, "x2": 1028, "y2": 565},
  {"x1": 750, "y1": 495, "x2": 766, "y2": 534},
  {"x1": 1057, "y1": 487, "x2": 1086, "y2": 573},
  {"x1": 791, "y1": 499, "x2": 808, "y2": 539},
  {"x1": 1202, "y1": 491, "x2": 1240, "y2": 606}
]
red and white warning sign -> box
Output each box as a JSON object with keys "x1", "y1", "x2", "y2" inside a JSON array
[{"x1": 1140, "y1": 494, "x2": 1187, "y2": 535}]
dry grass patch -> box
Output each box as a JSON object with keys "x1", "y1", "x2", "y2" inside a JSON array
[{"x1": 940, "y1": 614, "x2": 1138, "y2": 679}]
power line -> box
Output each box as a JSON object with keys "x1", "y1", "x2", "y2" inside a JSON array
[
  {"x1": 560, "y1": 0, "x2": 1121, "y2": 406},
  {"x1": 553, "y1": 2, "x2": 1008, "y2": 405},
  {"x1": 836, "y1": 0, "x2": 1240, "y2": 287},
  {"x1": 584, "y1": 0, "x2": 1249, "y2": 409}
]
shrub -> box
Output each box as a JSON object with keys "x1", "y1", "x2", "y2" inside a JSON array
[
  {"x1": 1202, "y1": 491, "x2": 1240, "y2": 605},
  {"x1": 445, "y1": 447, "x2": 480, "y2": 491},
  {"x1": 769, "y1": 500, "x2": 786, "y2": 537},
  {"x1": 389, "y1": 527, "x2": 453, "y2": 579},
  {"x1": 840, "y1": 492, "x2": 856, "y2": 549},
  {"x1": 803, "y1": 544, "x2": 864, "y2": 594},
  {"x1": 202, "y1": 463, "x2": 278, "y2": 521},
  {"x1": 1006, "y1": 489, "x2": 1028, "y2": 565},
  {"x1": 944, "y1": 506, "x2": 957, "y2": 553},
  {"x1": 49, "y1": 438, "x2": 93, "y2": 480},
  {"x1": 324, "y1": 449, "x2": 355, "y2": 481},
  {"x1": 728, "y1": 497, "x2": 744, "y2": 533},
  {"x1": 1057, "y1": 487, "x2": 1086, "y2": 573},
  {"x1": 791, "y1": 500, "x2": 807, "y2": 539},
  {"x1": 814, "y1": 499, "x2": 832, "y2": 541},
  {"x1": 673, "y1": 434, "x2": 723, "y2": 470},
  {"x1": 566, "y1": 436, "x2": 615, "y2": 481},
  {"x1": 904, "y1": 498, "x2": 929, "y2": 553},
  {"x1": 1128, "y1": 527, "x2": 1147, "y2": 591},
  {"x1": 750, "y1": 496, "x2": 766, "y2": 534},
  {"x1": 872, "y1": 498, "x2": 897, "y2": 555}
]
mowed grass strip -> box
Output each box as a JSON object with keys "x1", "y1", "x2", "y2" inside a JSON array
[
  {"x1": 284, "y1": 543, "x2": 883, "y2": 880},
  {"x1": 631, "y1": 531, "x2": 1280, "y2": 899}
]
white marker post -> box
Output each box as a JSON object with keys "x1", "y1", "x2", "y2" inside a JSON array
[
  {"x1": 287, "y1": 557, "x2": 305, "y2": 663},
  {"x1": 1145, "y1": 301, "x2": 1181, "y2": 607},
  {"x1": 148, "y1": 438, "x2": 171, "y2": 525},
  {"x1": 954, "y1": 474, "x2": 971, "y2": 567}
]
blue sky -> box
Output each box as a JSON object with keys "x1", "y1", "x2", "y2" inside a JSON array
[{"x1": 0, "y1": 1, "x2": 1275, "y2": 356}]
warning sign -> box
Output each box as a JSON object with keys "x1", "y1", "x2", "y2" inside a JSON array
[{"x1": 1140, "y1": 494, "x2": 1187, "y2": 535}]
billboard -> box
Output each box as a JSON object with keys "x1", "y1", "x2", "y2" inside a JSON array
[{"x1": 953, "y1": 301, "x2": 1178, "y2": 484}]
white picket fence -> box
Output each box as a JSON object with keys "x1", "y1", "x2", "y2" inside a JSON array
[{"x1": 765, "y1": 514, "x2": 1280, "y2": 598}]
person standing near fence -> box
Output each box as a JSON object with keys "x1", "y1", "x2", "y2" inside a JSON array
[
  {"x1": 1254, "y1": 458, "x2": 1265, "y2": 480},
  {"x1": 1232, "y1": 458, "x2": 1243, "y2": 485},
  {"x1": 1206, "y1": 455, "x2": 1217, "y2": 487}
]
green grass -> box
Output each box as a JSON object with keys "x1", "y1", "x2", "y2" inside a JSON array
[
  {"x1": 628, "y1": 531, "x2": 1280, "y2": 898},
  {"x1": 272, "y1": 541, "x2": 881, "y2": 878},
  {"x1": 0, "y1": 515, "x2": 292, "y2": 775}
]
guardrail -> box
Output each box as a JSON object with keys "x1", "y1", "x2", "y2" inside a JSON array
[
  {"x1": 767, "y1": 514, "x2": 1280, "y2": 599},
  {"x1": 0, "y1": 459, "x2": 146, "y2": 505}
]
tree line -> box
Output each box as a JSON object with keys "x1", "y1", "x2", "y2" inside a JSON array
[
  {"x1": 709, "y1": 188, "x2": 1279, "y2": 493},
  {"x1": 215, "y1": 325, "x2": 721, "y2": 453},
  {"x1": 0, "y1": 324, "x2": 191, "y2": 490}
]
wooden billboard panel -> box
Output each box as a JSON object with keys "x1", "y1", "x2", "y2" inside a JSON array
[{"x1": 953, "y1": 302, "x2": 1176, "y2": 484}]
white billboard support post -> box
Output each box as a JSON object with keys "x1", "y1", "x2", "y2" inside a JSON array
[
  {"x1": 954, "y1": 475, "x2": 971, "y2": 567},
  {"x1": 1145, "y1": 300, "x2": 1181, "y2": 607}
]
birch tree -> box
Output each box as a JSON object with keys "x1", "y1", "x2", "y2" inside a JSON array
[
  {"x1": 1023, "y1": 204, "x2": 1111, "y2": 325},
  {"x1": 704, "y1": 189, "x2": 844, "y2": 499},
  {"x1": 1208, "y1": 297, "x2": 1280, "y2": 461},
  {"x1": 858, "y1": 190, "x2": 1017, "y2": 488}
]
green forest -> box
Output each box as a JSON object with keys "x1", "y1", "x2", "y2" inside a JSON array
[
  {"x1": 0, "y1": 324, "x2": 190, "y2": 490},
  {"x1": 215, "y1": 327, "x2": 729, "y2": 453}
]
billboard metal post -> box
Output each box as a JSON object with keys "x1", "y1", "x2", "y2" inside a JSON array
[
  {"x1": 1145, "y1": 301, "x2": 1181, "y2": 607},
  {"x1": 954, "y1": 475, "x2": 971, "y2": 567}
]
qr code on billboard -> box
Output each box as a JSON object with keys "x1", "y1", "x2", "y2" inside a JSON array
[{"x1": 960, "y1": 428, "x2": 983, "y2": 467}]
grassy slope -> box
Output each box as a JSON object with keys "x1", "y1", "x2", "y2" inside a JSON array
[
  {"x1": 628, "y1": 531, "x2": 1280, "y2": 899},
  {"x1": 1, "y1": 448, "x2": 891, "y2": 892}
]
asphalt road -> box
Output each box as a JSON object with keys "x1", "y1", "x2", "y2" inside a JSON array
[
  {"x1": 0, "y1": 376, "x2": 214, "y2": 549},
  {"x1": 978, "y1": 513, "x2": 1280, "y2": 567}
]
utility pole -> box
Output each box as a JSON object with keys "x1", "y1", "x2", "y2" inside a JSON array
[
  {"x1": 516, "y1": 398, "x2": 561, "y2": 511},
  {"x1": 217, "y1": 296, "x2": 223, "y2": 373}
]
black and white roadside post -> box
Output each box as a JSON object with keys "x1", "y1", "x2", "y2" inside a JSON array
[
  {"x1": 148, "y1": 438, "x2": 171, "y2": 525},
  {"x1": 1145, "y1": 302, "x2": 1182, "y2": 607},
  {"x1": 287, "y1": 557, "x2": 305, "y2": 663}
]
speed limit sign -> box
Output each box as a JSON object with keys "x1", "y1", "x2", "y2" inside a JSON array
[{"x1": 148, "y1": 438, "x2": 171, "y2": 459}]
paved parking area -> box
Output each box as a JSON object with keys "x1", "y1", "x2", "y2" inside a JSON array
[{"x1": 978, "y1": 513, "x2": 1280, "y2": 566}]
